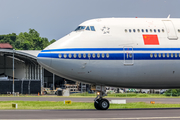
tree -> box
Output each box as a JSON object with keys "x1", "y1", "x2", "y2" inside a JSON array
[
  {"x1": 0, "y1": 29, "x2": 56, "y2": 50},
  {"x1": 165, "y1": 89, "x2": 180, "y2": 96},
  {"x1": 42, "y1": 37, "x2": 49, "y2": 49},
  {"x1": 50, "y1": 39, "x2": 56, "y2": 44}
]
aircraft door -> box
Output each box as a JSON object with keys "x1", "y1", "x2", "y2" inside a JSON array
[
  {"x1": 124, "y1": 46, "x2": 134, "y2": 65},
  {"x1": 162, "y1": 20, "x2": 178, "y2": 40}
]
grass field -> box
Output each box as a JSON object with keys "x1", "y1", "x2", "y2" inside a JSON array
[
  {"x1": 0, "y1": 92, "x2": 180, "y2": 98},
  {"x1": 70, "y1": 92, "x2": 180, "y2": 98},
  {"x1": 1, "y1": 101, "x2": 180, "y2": 109}
]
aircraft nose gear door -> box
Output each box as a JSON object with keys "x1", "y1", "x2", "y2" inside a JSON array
[
  {"x1": 163, "y1": 20, "x2": 178, "y2": 40},
  {"x1": 124, "y1": 46, "x2": 134, "y2": 65}
]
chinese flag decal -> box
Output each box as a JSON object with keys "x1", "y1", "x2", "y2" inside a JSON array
[{"x1": 143, "y1": 35, "x2": 159, "y2": 45}]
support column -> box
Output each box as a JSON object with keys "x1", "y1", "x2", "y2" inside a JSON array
[
  {"x1": 28, "y1": 64, "x2": 29, "y2": 79},
  {"x1": 42, "y1": 67, "x2": 44, "y2": 88},
  {"x1": 26, "y1": 64, "x2": 28, "y2": 80},
  {"x1": 40, "y1": 66, "x2": 44, "y2": 94},
  {"x1": 38, "y1": 65, "x2": 40, "y2": 80},
  {"x1": 32, "y1": 65, "x2": 34, "y2": 80},
  {"x1": 29, "y1": 65, "x2": 31, "y2": 80},
  {"x1": 12, "y1": 49, "x2": 15, "y2": 95}
]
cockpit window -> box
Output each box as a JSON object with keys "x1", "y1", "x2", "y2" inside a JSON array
[
  {"x1": 86, "y1": 26, "x2": 90, "y2": 30},
  {"x1": 90, "y1": 26, "x2": 95, "y2": 31},
  {"x1": 75, "y1": 26, "x2": 86, "y2": 31},
  {"x1": 75, "y1": 26, "x2": 95, "y2": 31}
]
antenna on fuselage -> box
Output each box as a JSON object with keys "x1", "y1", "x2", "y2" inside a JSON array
[{"x1": 167, "y1": 14, "x2": 170, "y2": 19}]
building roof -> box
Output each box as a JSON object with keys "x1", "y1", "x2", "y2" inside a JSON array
[
  {"x1": 0, "y1": 49, "x2": 41, "y2": 65},
  {"x1": 18, "y1": 50, "x2": 41, "y2": 57},
  {"x1": 0, "y1": 43, "x2": 13, "y2": 49}
]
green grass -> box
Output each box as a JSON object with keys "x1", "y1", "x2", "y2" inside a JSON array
[
  {"x1": 1, "y1": 101, "x2": 180, "y2": 109},
  {"x1": 71, "y1": 92, "x2": 180, "y2": 98},
  {"x1": 70, "y1": 92, "x2": 96, "y2": 97},
  {"x1": 110, "y1": 102, "x2": 180, "y2": 109},
  {"x1": 1, "y1": 92, "x2": 180, "y2": 98}
]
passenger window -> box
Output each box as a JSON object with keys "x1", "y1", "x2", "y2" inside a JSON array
[
  {"x1": 83, "y1": 53, "x2": 86, "y2": 58},
  {"x1": 93, "y1": 53, "x2": 95, "y2": 58},
  {"x1": 64, "y1": 54, "x2": 67, "y2": 58},
  {"x1": 175, "y1": 53, "x2": 177, "y2": 57},
  {"x1": 154, "y1": 53, "x2": 157, "y2": 58},
  {"x1": 171, "y1": 53, "x2": 173, "y2": 57},
  {"x1": 59, "y1": 54, "x2": 62, "y2": 58},
  {"x1": 74, "y1": 54, "x2": 77, "y2": 58},
  {"x1": 163, "y1": 53, "x2": 165, "y2": 57},
  {"x1": 179, "y1": 53, "x2": 180, "y2": 57},
  {"x1": 129, "y1": 29, "x2": 131, "y2": 32},
  {"x1": 154, "y1": 29, "x2": 156, "y2": 32},
  {"x1": 158, "y1": 53, "x2": 161, "y2": 58},
  {"x1": 86, "y1": 26, "x2": 90, "y2": 31},
  {"x1": 102, "y1": 53, "x2": 105, "y2": 58},
  {"x1": 178, "y1": 29, "x2": 180, "y2": 33},
  {"x1": 133, "y1": 29, "x2": 136, "y2": 32},
  {"x1": 162, "y1": 29, "x2": 164, "y2": 32},
  {"x1": 125, "y1": 29, "x2": 127, "y2": 32},
  {"x1": 78, "y1": 53, "x2": 81, "y2": 58},
  {"x1": 106, "y1": 53, "x2": 109, "y2": 58},
  {"x1": 90, "y1": 26, "x2": 95, "y2": 31},
  {"x1": 69, "y1": 54, "x2": 72, "y2": 58},
  {"x1": 150, "y1": 29, "x2": 152, "y2": 32},
  {"x1": 150, "y1": 53, "x2": 153, "y2": 58},
  {"x1": 158, "y1": 29, "x2": 160, "y2": 32},
  {"x1": 146, "y1": 29, "x2": 148, "y2": 32},
  {"x1": 97, "y1": 53, "x2": 100, "y2": 58},
  {"x1": 142, "y1": 29, "x2": 144, "y2": 32},
  {"x1": 167, "y1": 53, "x2": 169, "y2": 57},
  {"x1": 137, "y1": 29, "x2": 140, "y2": 32}
]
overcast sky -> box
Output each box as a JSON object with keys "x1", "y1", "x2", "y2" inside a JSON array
[{"x1": 0, "y1": 0, "x2": 179, "y2": 41}]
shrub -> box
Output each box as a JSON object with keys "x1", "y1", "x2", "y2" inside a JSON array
[{"x1": 165, "y1": 89, "x2": 180, "y2": 96}]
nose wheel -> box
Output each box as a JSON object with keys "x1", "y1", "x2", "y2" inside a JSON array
[
  {"x1": 94, "y1": 90, "x2": 110, "y2": 110},
  {"x1": 94, "y1": 98, "x2": 109, "y2": 110}
]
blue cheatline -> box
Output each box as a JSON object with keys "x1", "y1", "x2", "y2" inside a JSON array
[
  {"x1": 37, "y1": 53, "x2": 180, "y2": 60},
  {"x1": 41, "y1": 48, "x2": 180, "y2": 52}
]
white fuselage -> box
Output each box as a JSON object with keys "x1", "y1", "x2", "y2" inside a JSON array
[{"x1": 37, "y1": 18, "x2": 180, "y2": 89}]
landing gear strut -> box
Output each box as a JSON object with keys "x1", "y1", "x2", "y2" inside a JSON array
[{"x1": 94, "y1": 91, "x2": 109, "y2": 110}]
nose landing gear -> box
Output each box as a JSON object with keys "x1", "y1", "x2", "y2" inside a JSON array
[{"x1": 94, "y1": 91, "x2": 109, "y2": 110}]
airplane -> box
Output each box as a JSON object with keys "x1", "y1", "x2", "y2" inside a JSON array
[{"x1": 37, "y1": 17, "x2": 180, "y2": 110}]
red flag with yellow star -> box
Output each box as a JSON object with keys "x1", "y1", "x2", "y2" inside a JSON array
[{"x1": 143, "y1": 35, "x2": 159, "y2": 45}]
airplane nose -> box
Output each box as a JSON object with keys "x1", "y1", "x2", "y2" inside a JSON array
[{"x1": 37, "y1": 48, "x2": 52, "y2": 68}]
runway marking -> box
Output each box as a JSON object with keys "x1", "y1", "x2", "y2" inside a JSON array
[{"x1": 3, "y1": 117, "x2": 180, "y2": 120}]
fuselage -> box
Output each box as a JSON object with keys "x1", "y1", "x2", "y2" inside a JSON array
[{"x1": 37, "y1": 18, "x2": 180, "y2": 89}]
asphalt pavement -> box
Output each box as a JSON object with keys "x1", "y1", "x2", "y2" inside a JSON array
[{"x1": 1, "y1": 109, "x2": 180, "y2": 119}]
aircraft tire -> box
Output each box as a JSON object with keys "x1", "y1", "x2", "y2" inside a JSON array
[
  {"x1": 94, "y1": 99, "x2": 100, "y2": 110},
  {"x1": 99, "y1": 99, "x2": 109, "y2": 110}
]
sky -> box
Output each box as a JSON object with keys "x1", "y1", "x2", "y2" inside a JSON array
[{"x1": 0, "y1": 0, "x2": 179, "y2": 41}]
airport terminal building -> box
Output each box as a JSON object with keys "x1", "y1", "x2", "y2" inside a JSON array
[{"x1": 0, "y1": 43, "x2": 87, "y2": 94}]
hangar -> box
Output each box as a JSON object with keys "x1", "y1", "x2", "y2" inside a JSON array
[{"x1": 0, "y1": 43, "x2": 87, "y2": 94}]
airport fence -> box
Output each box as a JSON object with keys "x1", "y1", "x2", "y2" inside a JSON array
[{"x1": 0, "y1": 80, "x2": 40, "y2": 94}]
